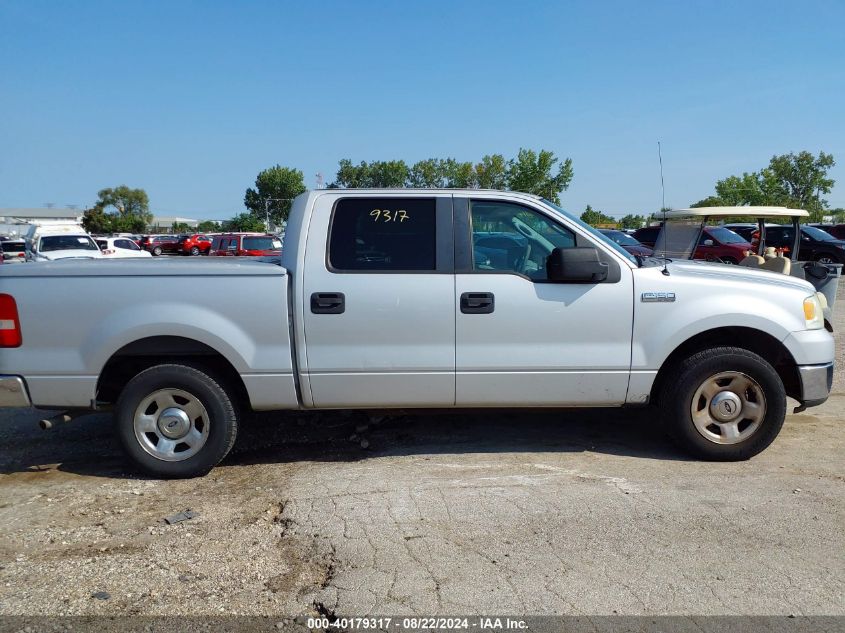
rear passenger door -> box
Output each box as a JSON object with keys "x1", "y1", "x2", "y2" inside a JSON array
[{"x1": 302, "y1": 195, "x2": 455, "y2": 407}]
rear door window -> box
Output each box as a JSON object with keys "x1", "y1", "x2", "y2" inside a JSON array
[{"x1": 328, "y1": 198, "x2": 436, "y2": 271}]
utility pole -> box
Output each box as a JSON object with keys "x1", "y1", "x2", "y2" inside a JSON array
[{"x1": 262, "y1": 198, "x2": 292, "y2": 233}]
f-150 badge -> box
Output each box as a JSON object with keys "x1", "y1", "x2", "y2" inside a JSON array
[{"x1": 641, "y1": 292, "x2": 676, "y2": 303}]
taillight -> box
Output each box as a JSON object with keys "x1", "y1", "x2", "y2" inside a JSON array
[{"x1": 0, "y1": 294, "x2": 22, "y2": 347}]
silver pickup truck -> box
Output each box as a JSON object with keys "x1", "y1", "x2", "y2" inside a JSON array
[{"x1": 0, "y1": 190, "x2": 835, "y2": 477}]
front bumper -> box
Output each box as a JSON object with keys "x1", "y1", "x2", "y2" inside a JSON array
[
  {"x1": 797, "y1": 362, "x2": 834, "y2": 407},
  {"x1": 0, "y1": 376, "x2": 32, "y2": 408}
]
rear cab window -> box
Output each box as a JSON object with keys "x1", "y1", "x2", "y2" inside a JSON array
[{"x1": 328, "y1": 198, "x2": 437, "y2": 271}]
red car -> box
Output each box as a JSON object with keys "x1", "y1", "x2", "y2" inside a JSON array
[
  {"x1": 178, "y1": 234, "x2": 212, "y2": 256},
  {"x1": 209, "y1": 233, "x2": 282, "y2": 257},
  {"x1": 632, "y1": 225, "x2": 752, "y2": 264},
  {"x1": 139, "y1": 235, "x2": 180, "y2": 256}
]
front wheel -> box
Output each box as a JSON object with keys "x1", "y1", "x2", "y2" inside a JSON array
[
  {"x1": 658, "y1": 347, "x2": 786, "y2": 460},
  {"x1": 152, "y1": 246, "x2": 163, "y2": 256},
  {"x1": 115, "y1": 364, "x2": 239, "y2": 477}
]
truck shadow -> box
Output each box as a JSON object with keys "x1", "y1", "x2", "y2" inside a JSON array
[{"x1": 0, "y1": 406, "x2": 686, "y2": 479}]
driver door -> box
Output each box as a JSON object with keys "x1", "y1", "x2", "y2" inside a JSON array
[{"x1": 454, "y1": 197, "x2": 634, "y2": 406}]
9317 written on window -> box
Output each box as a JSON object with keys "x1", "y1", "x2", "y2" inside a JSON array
[{"x1": 328, "y1": 198, "x2": 436, "y2": 271}]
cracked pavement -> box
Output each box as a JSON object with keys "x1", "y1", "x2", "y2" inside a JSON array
[{"x1": 0, "y1": 286, "x2": 842, "y2": 616}]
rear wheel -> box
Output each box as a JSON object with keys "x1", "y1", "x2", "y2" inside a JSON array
[
  {"x1": 814, "y1": 253, "x2": 840, "y2": 264},
  {"x1": 115, "y1": 364, "x2": 238, "y2": 478},
  {"x1": 152, "y1": 246, "x2": 162, "y2": 256},
  {"x1": 190, "y1": 246, "x2": 200, "y2": 256},
  {"x1": 659, "y1": 346, "x2": 786, "y2": 460}
]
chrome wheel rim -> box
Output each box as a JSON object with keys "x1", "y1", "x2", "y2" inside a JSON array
[
  {"x1": 133, "y1": 388, "x2": 209, "y2": 461},
  {"x1": 817, "y1": 256, "x2": 834, "y2": 264},
  {"x1": 690, "y1": 371, "x2": 766, "y2": 444}
]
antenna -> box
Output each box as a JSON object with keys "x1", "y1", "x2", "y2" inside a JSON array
[{"x1": 658, "y1": 141, "x2": 669, "y2": 276}]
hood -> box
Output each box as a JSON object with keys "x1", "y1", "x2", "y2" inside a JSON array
[
  {"x1": 37, "y1": 250, "x2": 103, "y2": 261},
  {"x1": 664, "y1": 259, "x2": 815, "y2": 293}
]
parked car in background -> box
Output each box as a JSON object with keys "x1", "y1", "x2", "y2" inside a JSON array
[
  {"x1": 810, "y1": 224, "x2": 845, "y2": 240},
  {"x1": 633, "y1": 225, "x2": 752, "y2": 264},
  {"x1": 694, "y1": 227, "x2": 753, "y2": 264},
  {"x1": 140, "y1": 235, "x2": 180, "y2": 256},
  {"x1": 752, "y1": 225, "x2": 845, "y2": 264},
  {"x1": 598, "y1": 229, "x2": 653, "y2": 257},
  {"x1": 631, "y1": 225, "x2": 661, "y2": 248},
  {"x1": 96, "y1": 237, "x2": 153, "y2": 258},
  {"x1": 24, "y1": 223, "x2": 103, "y2": 261},
  {"x1": 178, "y1": 234, "x2": 212, "y2": 256},
  {"x1": 0, "y1": 239, "x2": 27, "y2": 263},
  {"x1": 209, "y1": 233, "x2": 282, "y2": 256},
  {"x1": 721, "y1": 223, "x2": 780, "y2": 242}
]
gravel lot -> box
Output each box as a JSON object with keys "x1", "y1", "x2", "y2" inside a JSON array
[{"x1": 0, "y1": 283, "x2": 842, "y2": 617}]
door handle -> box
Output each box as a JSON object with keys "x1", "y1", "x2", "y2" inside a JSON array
[
  {"x1": 460, "y1": 292, "x2": 494, "y2": 314},
  {"x1": 311, "y1": 292, "x2": 345, "y2": 314}
]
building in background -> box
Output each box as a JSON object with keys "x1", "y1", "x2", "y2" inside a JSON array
[
  {"x1": 0, "y1": 208, "x2": 84, "y2": 237},
  {"x1": 148, "y1": 216, "x2": 200, "y2": 232}
]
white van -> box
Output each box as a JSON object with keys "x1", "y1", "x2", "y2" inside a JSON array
[{"x1": 24, "y1": 222, "x2": 103, "y2": 262}]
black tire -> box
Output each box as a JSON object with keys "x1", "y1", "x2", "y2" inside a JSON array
[
  {"x1": 658, "y1": 346, "x2": 786, "y2": 461},
  {"x1": 152, "y1": 246, "x2": 163, "y2": 256},
  {"x1": 190, "y1": 246, "x2": 200, "y2": 256},
  {"x1": 115, "y1": 363, "x2": 238, "y2": 478},
  {"x1": 721, "y1": 257, "x2": 738, "y2": 265},
  {"x1": 814, "y1": 252, "x2": 840, "y2": 265}
]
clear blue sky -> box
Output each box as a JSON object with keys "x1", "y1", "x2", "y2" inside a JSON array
[{"x1": 2, "y1": 0, "x2": 844, "y2": 219}]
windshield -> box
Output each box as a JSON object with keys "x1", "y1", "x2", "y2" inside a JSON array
[
  {"x1": 601, "y1": 230, "x2": 641, "y2": 246},
  {"x1": 242, "y1": 236, "x2": 282, "y2": 251},
  {"x1": 707, "y1": 227, "x2": 749, "y2": 244},
  {"x1": 39, "y1": 235, "x2": 99, "y2": 252},
  {"x1": 802, "y1": 226, "x2": 837, "y2": 242},
  {"x1": 541, "y1": 200, "x2": 638, "y2": 264}
]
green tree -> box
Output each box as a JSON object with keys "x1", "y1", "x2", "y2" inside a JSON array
[
  {"x1": 223, "y1": 213, "x2": 265, "y2": 233},
  {"x1": 332, "y1": 159, "x2": 410, "y2": 188},
  {"x1": 115, "y1": 215, "x2": 147, "y2": 233},
  {"x1": 197, "y1": 220, "x2": 220, "y2": 232},
  {"x1": 691, "y1": 151, "x2": 835, "y2": 222},
  {"x1": 94, "y1": 185, "x2": 151, "y2": 218},
  {"x1": 81, "y1": 207, "x2": 115, "y2": 234},
  {"x1": 171, "y1": 221, "x2": 191, "y2": 233},
  {"x1": 829, "y1": 208, "x2": 845, "y2": 223},
  {"x1": 506, "y1": 149, "x2": 574, "y2": 203},
  {"x1": 244, "y1": 165, "x2": 306, "y2": 227},
  {"x1": 408, "y1": 159, "x2": 446, "y2": 188},
  {"x1": 690, "y1": 195, "x2": 727, "y2": 208},
  {"x1": 442, "y1": 159, "x2": 477, "y2": 188},
  {"x1": 617, "y1": 214, "x2": 647, "y2": 229},
  {"x1": 475, "y1": 154, "x2": 507, "y2": 190},
  {"x1": 763, "y1": 151, "x2": 835, "y2": 221},
  {"x1": 87, "y1": 185, "x2": 152, "y2": 232},
  {"x1": 580, "y1": 205, "x2": 615, "y2": 226}
]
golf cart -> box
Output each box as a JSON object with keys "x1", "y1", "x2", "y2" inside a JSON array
[{"x1": 657, "y1": 206, "x2": 841, "y2": 327}]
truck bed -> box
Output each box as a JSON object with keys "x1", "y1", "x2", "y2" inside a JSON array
[{"x1": 0, "y1": 258, "x2": 299, "y2": 410}]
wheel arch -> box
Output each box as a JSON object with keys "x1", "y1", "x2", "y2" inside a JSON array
[
  {"x1": 649, "y1": 326, "x2": 800, "y2": 405},
  {"x1": 96, "y1": 336, "x2": 250, "y2": 409}
]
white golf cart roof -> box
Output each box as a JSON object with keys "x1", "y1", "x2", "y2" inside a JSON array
[{"x1": 665, "y1": 206, "x2": 809, "y2": 218}]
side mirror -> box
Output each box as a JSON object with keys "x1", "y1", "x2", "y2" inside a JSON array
[
  {"x1": 703, "y1": 239, "x2": 714, "y2": 247},
  {"x1": 547, "y1": 247, "x2": 608, "y2": 282}
]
